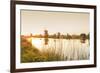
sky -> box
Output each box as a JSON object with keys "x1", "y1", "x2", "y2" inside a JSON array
[{"x1": 21, "y1": 10, "x2": 89, "y2": 35}]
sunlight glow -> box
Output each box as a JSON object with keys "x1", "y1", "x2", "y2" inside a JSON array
[{"x1": 32, "y1": 38, "x2": 43, "y2": 50}]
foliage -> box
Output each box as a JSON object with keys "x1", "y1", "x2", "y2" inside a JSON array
[
  {"x1": 21, "y1": 37, "x2": 45, "y2": 62},
  {"x1": 21, "y1": 37, "x2": 61, "y2": 63}
]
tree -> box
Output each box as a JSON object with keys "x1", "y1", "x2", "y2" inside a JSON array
[
  {"x1": 80, "y1": 33, "x2": 87, "y2": 43},
  {"x1": 87, "y1": 33, "x2": 90, "y2": 40},
  {"x1": 57, "y1": 32, "x2": 61, "y2": 39}
]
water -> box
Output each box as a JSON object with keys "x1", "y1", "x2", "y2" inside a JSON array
[{"x1": 31, "y1": 38, "x2": 90, "y2": 60}]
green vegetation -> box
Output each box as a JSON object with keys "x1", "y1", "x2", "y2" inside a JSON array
[
  {"x1": 21, "y1": 37, "x2": 45, "y2": 62},
  {"x1": 21, "y1": 37, "x2": 61, "y2": 63},
  {"x1": 21, "y1": 32, "x2": 90, "y2": 63}
]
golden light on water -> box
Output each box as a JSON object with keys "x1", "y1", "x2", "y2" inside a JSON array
[
  {"x1": 24, "y1": 37, "x2": 89, "y2": 60},
  {"x1": 32, "y1": 38, "x2": 43, "y2": 49}
]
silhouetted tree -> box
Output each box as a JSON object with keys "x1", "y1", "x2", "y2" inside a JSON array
[
  {"x1": 66, "y1": 33, "x2": 72, "y2": 39},
  {"x1": 80, "y1": 33, "x2": 87, "y2": 43},
  {"x1": 87, "y1": 33, "x2": 90, "y2": 40},
  {"x1": 57, "y1": 32, "x2": 61, "y2": 39},
  {"x1": 44, "y1": 30, "x2": 49, "y2": 45},
  {"x1": 44, "y1": 30, "x2": 48, "y2": 38}
]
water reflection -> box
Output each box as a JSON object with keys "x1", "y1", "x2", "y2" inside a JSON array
[
  {"x1": 31, "y1": 37, "x2": 89, "y2": 60},
  {"x1": 44, "y1": 38, "x2": 49, "y2": 45},
  {"x1": 44, "y1": 30, "x2": 49, "y2": 45}
]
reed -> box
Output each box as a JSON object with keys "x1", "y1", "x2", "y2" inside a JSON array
[{"x1": 21, "y1": 37, "x2": 89, "y2": 63}]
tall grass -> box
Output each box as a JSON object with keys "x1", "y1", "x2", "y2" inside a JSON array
[
  {"x1": 21, "y1": 37, "x2": 89, "y2": 63},
  {"x1": 21, "y1": 37, "x2": 62, "y2": 63}
]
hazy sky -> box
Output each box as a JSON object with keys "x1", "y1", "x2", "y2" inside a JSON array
[{"x1": 21, "y1": 10, "x2": 89, "y2": 35}]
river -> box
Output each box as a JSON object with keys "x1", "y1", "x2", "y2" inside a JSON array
[{"x1": 31, "y1": 38, "x2": 90, "y2": 60}]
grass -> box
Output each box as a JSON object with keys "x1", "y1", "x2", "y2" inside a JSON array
[
  {"x1": 21, "y1": 37, "x2": 89, "y2": 63},
  {"x1": 21, "y1": 37, "x2": 62, "y2": 63}
]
